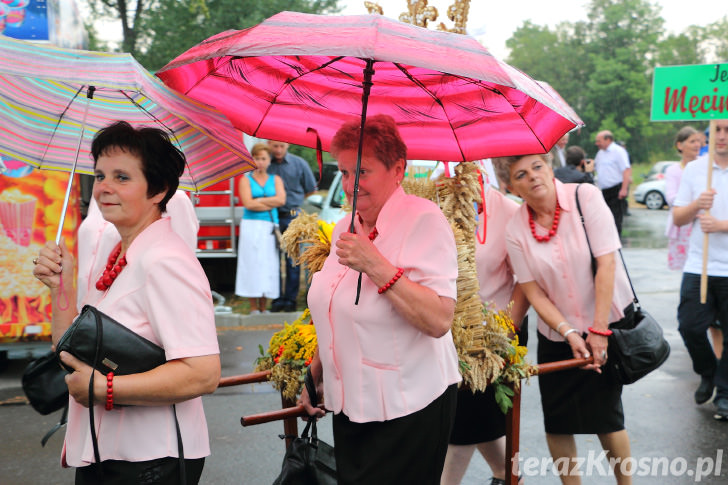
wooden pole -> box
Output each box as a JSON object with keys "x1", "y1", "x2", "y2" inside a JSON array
[
  {"x1": 701, "y1": 120, "x2": 717, "y2": 303},
  {"x1": 505, "y1": 356, "x2": 594, "y2": 484},
  {"x1": 218, "y1": 370, "x2": 271, "y2": 387}
]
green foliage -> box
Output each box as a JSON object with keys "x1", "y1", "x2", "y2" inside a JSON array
[
  {"x1": 506, "y1": 0, "x2": 723, "y2": 165},
  {"x1": 135, "y1": 0, "x2": 340, "y2": 71}
]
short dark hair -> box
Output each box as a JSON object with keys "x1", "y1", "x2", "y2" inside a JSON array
[
  {"x1": 565, "y1": 146, "x2": 586, "y2": 167},
  {"x1": 330, "y1": 114, "x2": 407, "y2": 170},
  {"x1": 91, "y1": 121, "x2": 186, "y2": 213}
]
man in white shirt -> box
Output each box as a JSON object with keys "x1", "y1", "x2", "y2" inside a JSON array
[
  {"x1": 673, "y1": 119, "x2": 728, "y2": 421},
  {"x1": 594, "y1": 130, "x2": 631, "y2": 235},
  {"x1": 550, "y1": 133, "x2": 569, "y2": 168}
]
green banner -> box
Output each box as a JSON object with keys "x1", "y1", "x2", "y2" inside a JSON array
[{"x1": 651, "y1": 63, "x2": 728, "y2": 121}]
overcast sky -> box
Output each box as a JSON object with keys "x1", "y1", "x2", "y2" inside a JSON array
[{"x1": 339, "y1": 0, "x2": 720, "y2": 59}]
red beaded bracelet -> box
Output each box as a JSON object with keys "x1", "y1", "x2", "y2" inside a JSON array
[
  {"x1": 106, "y1": 372, "x2": 114, "y2": 410},
  {"x1": 378, "y1": 267, "x2": 404, "y2": 294},
  {"x1": 588, "y1": 326, "x2": 613, "y2": 337}
]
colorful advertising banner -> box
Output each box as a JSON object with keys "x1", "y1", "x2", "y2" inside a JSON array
[
  {"x1": 0, "y1": 165, "x2": 79, "y2": 343},
  {"x1": 652, "y1": 63, "x2": 728, "y2": 121},
  {"x1": 0, "y1": 0, "x2": 49, "y2": 40}
]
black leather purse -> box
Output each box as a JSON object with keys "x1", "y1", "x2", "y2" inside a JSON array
[
  {"x1": 21, "y1": 351, "x2": 70, "y2": 446},
  {"x1": 56, "y1": 305, "x2": 166, "y2": 376},
  {"x1": 56, "y1": 305, "x2": 186, "y2": 484},
  {"x1": 273, "y1": 369, "x2": 337, "y2": 485},
  {"x1": 575, "y1": 185, "x2": 670, "y2": 385}
]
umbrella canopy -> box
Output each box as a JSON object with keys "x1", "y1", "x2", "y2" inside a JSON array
[
  {"x1": 0, "y1": 35, "x2": 256, "y2": 192},
  {"x1": 157, "y1": 11, "x2": 583, "y2": 162}
]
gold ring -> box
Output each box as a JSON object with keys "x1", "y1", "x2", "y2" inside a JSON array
[{"x1": 32, "y1": 258, "x2": 39, "y2": 265}]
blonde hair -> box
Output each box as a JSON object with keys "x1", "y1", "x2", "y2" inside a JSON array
[{"x1": 251, "y1": 142, "x2": 271, "y2": 157}]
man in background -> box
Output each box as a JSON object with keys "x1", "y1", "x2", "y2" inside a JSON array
[
  {"x1": 594, "y1": 130, "x2": 631, "y2": 235},
  {"x1": 550, "y1": 132, "x2": 569, "y2": 168},
  {"x1": 267, "y1": 140, "x2": 317, "y2": 312},
  {"x1": 554, "y1": 146, "x2": 594, "y2": 184},
  {"x1": 672, "y1": 119, "x2": 728, "y2": 420}
]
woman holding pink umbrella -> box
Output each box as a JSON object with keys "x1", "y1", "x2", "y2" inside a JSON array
[{"x1": 301, "y1": 115, "x2": 461, "y2": 484}]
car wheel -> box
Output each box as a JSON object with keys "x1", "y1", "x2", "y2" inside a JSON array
[{"x1": 644, "y1": 190, "x2": 665, "y2": 210}]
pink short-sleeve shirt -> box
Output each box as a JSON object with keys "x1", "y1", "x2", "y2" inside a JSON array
[
  {"x1": 64, "y1": 218, "x2": 218, "y2": 467},
  {"x1": 308, "y1": 187, "x2": 461, "y2": 423},
  {"x1": 476, "y1": 188, "x2": 520, "y2": 310},
  {"x1": 505, "y1": 181, "x2": 633, "y2": 341}
]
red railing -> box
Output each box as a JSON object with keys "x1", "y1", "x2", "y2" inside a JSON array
[{"x1": 221, "y1": 355, "x2": 594, "y2": 484}]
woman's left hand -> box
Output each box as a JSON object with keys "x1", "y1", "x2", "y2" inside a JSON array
[
  {"x1": 335, "y1": 231, "x2": 381, "y2": 273},
  {"x1": 60, "y1": 351, "x2": 105, "y2": 407},
  {"x1": 586, "y1": 333, "x2": 609, "y2": 369}
]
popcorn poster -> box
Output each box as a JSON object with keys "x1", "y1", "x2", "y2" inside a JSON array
[{"x1": 0, "y1": 161, "x2": 79, "y2": 342}]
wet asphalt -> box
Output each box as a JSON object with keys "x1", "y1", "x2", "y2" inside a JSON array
[{"x1": 0, "y1": 207, "x2": 726, "y2": 484}]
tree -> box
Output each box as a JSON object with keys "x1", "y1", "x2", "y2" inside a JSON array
[{"x1": 135, "y1": 0, "x2": 340, "y2": 71}]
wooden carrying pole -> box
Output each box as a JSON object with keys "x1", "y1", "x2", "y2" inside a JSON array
[
  {"x1": 701, "y1": 120, "x2": 718, "y2": 303},
  {"x1": 504, "y1": 356, "x2": 594, "y2": 485}
]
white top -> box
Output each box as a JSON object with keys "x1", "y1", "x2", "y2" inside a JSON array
[
  {"x1": 594, "y1": 142, "x2": 630, "y2": 189},
  {"x1": 674, "y1": 155, "x2": 728, "y2": 276}
]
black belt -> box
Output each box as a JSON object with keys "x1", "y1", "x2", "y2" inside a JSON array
[{"x1": 278, "y1": 208, "x2": 299, "y2": 218}]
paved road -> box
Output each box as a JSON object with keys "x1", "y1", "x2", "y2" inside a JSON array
[{"x1": 1, "y1": 208, "x2": 726, "y2": 484}]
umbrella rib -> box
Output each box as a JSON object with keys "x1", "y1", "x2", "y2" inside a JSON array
[
  {"x1": 120, "y1": 90, "x2": 198, "y2": 192},
  {"x1": 250, "y1": 55, "x2": 347, "y2": 136},
  {"x1": 41, "y1": 85, "x2": 84, "y2": 164},
  {"x1": 392, "y1": 63, "x2": 467, "y2": 162}
]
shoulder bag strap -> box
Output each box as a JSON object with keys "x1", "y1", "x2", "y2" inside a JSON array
[
  {"x1": 574, "y1": 185, "x2": 639, "y2": 307},
  {"x1": 87, "y1": 307, "x2": 186, "y2": 484}
]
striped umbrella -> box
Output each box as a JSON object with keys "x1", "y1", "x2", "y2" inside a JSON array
[{"x1": 0, "y1": 35, "x2": 255, "y2": 192}]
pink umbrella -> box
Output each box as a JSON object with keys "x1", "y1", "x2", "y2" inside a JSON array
[
  {"x1": 158, "y1": 11, "x2": 583, "y2": 301},
  {"x1": 158, "y1": 11, "x2": 581, "y2": 163}
]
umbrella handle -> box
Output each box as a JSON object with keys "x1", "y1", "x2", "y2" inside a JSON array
[
  {"x1": 55, "y1": 86, "x2": 95, "y2": 245},
  {"x1": 353, "y1": 59, "x2": 376, "y2": 305}
]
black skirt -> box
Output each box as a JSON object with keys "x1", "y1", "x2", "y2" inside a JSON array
[
  {"x1": 449, "y1": 385, "x2": 506, "y2": 444},
  {"x1": 537, "y1": 332, "x2": 624, "y2": 434},
  {"x1": 332, "y1": 384, "x2": 457, "y2": 485}
]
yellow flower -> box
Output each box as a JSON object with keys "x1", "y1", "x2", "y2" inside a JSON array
[{"x1": 317, "y1": 220, "x2": 335, "y2": 244}]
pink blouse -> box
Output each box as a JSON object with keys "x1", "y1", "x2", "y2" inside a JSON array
[
  {"x1": 64, "y1": 218, "x2": 218, "y2": 467},
  {"x1": 308, "y1": 187, "x2": 461, "y2": 423},
  {"x1": 505, "y1": 181, "x2": 633, "y2": 342},
  {"x1": 476, "y1": 187, "x2": 520, "y2": 310}
]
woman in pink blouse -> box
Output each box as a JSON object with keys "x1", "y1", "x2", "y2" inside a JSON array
[
  {"x1": 493, "y1": 154, "x2": 633, "y2": 485},
  {"x1": 33, "y1": 121, "x2": 220, "y2": 484},
  {"x1": 301, "y1": 115, "x2": 461, "y2": 484},
  {"x1": 665, "y1": 126, "x2": 702, "y2": 270}
]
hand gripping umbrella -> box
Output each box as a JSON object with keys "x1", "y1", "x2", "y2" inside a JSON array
[
  {"x1": 0, "y1": 35, "x2": 256, "y2": 243},
  {"x1": 158, "y1": 11, "x2": 583, "y2": 300}
]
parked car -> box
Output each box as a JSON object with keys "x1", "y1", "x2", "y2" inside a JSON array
[
  {"x1": 642, "y1": 160, "x2": 678, "y2": 181},
  {"x1": 305, "y1": 160, "x2": 438, "y2": 223},
  {"x1": 633, "y1": 178, "x2": 667, "y2": 210}
]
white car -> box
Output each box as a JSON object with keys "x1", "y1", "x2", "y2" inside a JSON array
[
  {"x1": 305, "y1": 160, "x2": 439, "y2": 223},
  {"x1": 633, "y1": 179, "x2": 667, "y2": 210},
  {"x1": 632, "y1": 161, "x2": 678, "y2": 210}
]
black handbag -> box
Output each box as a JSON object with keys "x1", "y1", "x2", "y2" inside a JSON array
[
  {"x1": 22, "y1": 351, "x2": 70, "y2": 446},
  {"x1": 56, "y1": 305, "x2": 166, "y2": 376},
  {"x1": 22, "y1": 350, "x2": 68, "y2": 415},
  {"x1": 273, "y1": 369, "x2": 337, "y2": 485},
  {"x1": 575, "y1": 185, "x2": 670, "y2": 385},
  {"x1": 55, "y1": 305, "x2": 186, "y2": 484}
]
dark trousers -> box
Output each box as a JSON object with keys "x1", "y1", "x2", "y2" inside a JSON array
[
  {"x1": 332, "y1": 384, "x2": 457, "y2": 485},
  {"x1": 601, "y1": 184, "x2": 624, "y2": 236},
  {"x1": 75, "y1": 457, "x2": 204, "y2": 485},
  {"x1": 678, "y1": 272, "x2": 728, "y2": 399},
  {"x1": 273, "y1": 209, "x2": 302, "y2": 307}
]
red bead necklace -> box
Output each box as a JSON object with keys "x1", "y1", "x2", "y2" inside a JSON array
[
  {"x1": 95, "y1": 243, "x2": 128, "y2": 291},
  {"x1": 528, "y1": 201, "x2": 561, "y2": 243}
]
